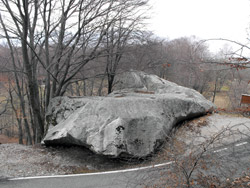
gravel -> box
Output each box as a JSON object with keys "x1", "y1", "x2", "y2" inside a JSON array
[{"x1": 0, "y1": 144, "x2": 131, "y2": 179}]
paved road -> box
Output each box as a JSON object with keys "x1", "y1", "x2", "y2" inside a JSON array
[
  {"x1": 1, "y1": 139, "x2": 250, "y2": 188},
  {"x1": 0, "y1": 167, "x2": 156, "y2": 188}
]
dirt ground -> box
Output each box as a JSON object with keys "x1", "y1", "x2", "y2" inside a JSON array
[{"x1": 0, "y1": 135, "x2": 19, "y2": 144}]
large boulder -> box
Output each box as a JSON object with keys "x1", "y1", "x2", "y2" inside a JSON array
[{"x1": 43, "y1": 71, "x2": 215, "y2": 158}]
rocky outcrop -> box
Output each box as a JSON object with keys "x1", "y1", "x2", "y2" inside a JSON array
[{"x1": 43, "y1": 71, "x2": 215, "y2": 158}]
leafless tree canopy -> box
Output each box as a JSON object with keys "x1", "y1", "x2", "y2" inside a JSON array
[{"x1": 0, "y1": 0, "x2": 149, "y2": 143}]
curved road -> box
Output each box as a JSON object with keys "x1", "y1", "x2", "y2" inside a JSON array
[{"x1": 1, "y1": 139, "x2": 250, "y2": 188}]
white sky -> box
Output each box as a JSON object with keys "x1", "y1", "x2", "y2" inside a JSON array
[{"x1": 149, "y1": 0, "x2": 250, "y2": 53}]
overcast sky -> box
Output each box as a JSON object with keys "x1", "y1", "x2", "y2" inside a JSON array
[{"x1": 149, "y1": 0, "x2": 250, "y2": 53}]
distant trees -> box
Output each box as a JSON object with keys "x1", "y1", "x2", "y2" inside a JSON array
[
  {"x1": 124, "y1": 32, "x2": 167, "y2": 74},
  {"x1": 162, "y1": 37, "x2": 213, "y2": 94},
  {"x1": 197, "y1": 38, "x2": 250, "y2": 109},
  {"x1": 0, "y1": 99, "x2": 8, "y2": 117},
  {"x1": 101, "y1": 1, "x2": 148, "y2": 94}
]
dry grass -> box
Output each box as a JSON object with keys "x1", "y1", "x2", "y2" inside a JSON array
[
  {"x1": 220, "y1": 85, "x2": 230, "y2": 92},
  {"x1": 213, "y1": 92, "x2": 232, "y2": 109},
  {"x1": 0, "y1": 96, "x2": 6, "y2": 101}
]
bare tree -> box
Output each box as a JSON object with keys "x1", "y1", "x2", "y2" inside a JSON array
[
  {"x1": 0, "y1": 0, "x2": 150, "y2": 142},
  {"x1": 163, "y1": 37, "x2": 213, "y2": 94},
  {"x1": 0, "y1": 44, "x2": 33, "y2": 145},
  {"x1": 102, "y1": 0, "x2": 148, "y2": 93},
  {"x1": 0, "y1": 0, "x2": 45, "y2": 142},
  {"x1": 133, "y1": 119, "x2": 250, "y2": 188},
  {"x1": 0, "y1": 96, "x2": 8, "y2": 117},
  {"x1": 121, "y1": 32, "x2": 168, "y2": 74}
]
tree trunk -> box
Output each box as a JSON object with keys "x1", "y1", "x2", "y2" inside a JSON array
[
  {"x1": 17, "y1": 119, "x2": 23, "y2": 144},
  {"x1": 108, "y1": 74, "x2": 115, "y2": 94},
  {"x1": 21, "y1": 9, "x2": 44, "y2": 143},
  {"x1": 212, "y1": 78, "x2": 218, "y2": 103}
]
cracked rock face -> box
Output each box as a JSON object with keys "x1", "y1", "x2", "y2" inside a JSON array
[{"x1": 43, "y1": 71, "x2": 215, "y2": 158}]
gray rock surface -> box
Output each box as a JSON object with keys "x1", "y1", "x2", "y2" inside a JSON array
[{"x1": 43, "y1": 71, "x2": 215, "y2": 158}]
